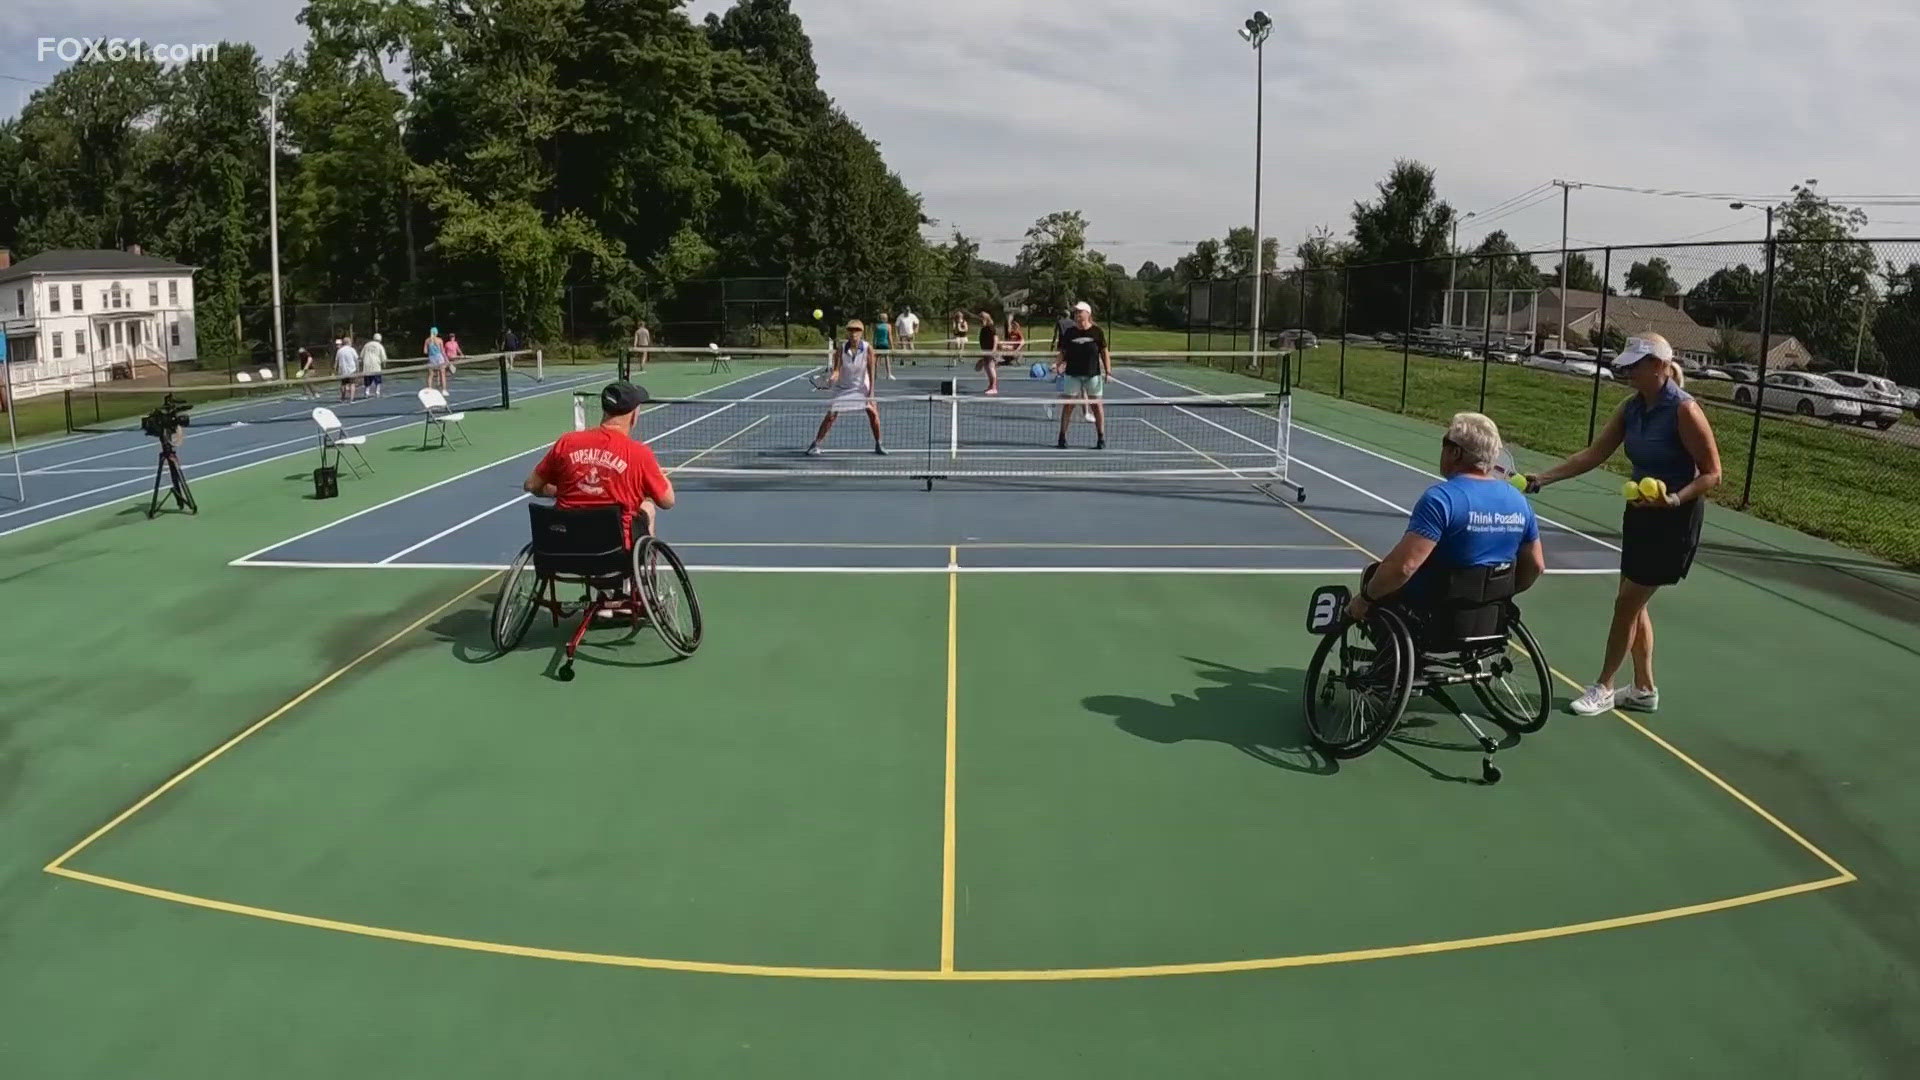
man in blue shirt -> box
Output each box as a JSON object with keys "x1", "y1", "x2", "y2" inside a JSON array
[{"x1": 1346, "y1": 412, "x2": 1546, "y2": 623}]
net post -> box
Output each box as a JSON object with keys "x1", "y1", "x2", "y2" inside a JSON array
[
  {"x1": 5, "y1": 353, "x2": 22, "y2": 503},
  {"x1": 497, "y1": 352, "x2": 510, "y2": 409}
]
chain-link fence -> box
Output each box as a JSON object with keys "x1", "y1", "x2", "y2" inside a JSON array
[{"x1": 1195, "y1": 238, "x2": 1920, "y2": 569}]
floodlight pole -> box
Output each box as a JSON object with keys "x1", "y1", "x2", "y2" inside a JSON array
[
  {"x1": 266, "y1": 81, "x2": 287, "y2": 380},
  {"x1": 1241, "y1": 12, "x2": 1272, "y2": 368}
]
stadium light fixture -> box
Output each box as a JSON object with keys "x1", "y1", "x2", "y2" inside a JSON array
[{"x1": 1239, "y1": 11, "x2": 1274, "y2": 371}]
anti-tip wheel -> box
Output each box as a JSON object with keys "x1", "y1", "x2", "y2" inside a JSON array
[
  {"x1": 557, "y1": 664, "x2": 576, "y2": 682},
  {"x1": 1481, "y1": 761, "x2": 1502, "y2": 785},
  {"x1": 1296, "y1": 488, "x2": 1308, "y2": 504}
]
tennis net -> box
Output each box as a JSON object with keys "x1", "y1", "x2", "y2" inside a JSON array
[
  {"x1": 576, "y1": 388, "x2": 1296, "y2": 484},
  {"x1": 62, "y1": 354, "x2": 513, "y2": 434}
]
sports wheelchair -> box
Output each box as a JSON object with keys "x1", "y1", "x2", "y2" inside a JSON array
[
  {"x1": 1301, "y1": 563, "x2": 1551, "y2": 784},
  {"x1": 490, "y1": 504, "x2": 703, "y2": 679}
]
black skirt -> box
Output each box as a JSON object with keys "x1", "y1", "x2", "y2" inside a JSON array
[{"x1": 1620, "y1": 498, "x2": 1706, "y2": 587}]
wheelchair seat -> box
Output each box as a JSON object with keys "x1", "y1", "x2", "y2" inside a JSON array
[
  {"x1": 529, "y1": 503, "x2": 635, "y2": 584},
  {"x1": 1402, "y1": 562, "x2": 1518, "y2": 655}
]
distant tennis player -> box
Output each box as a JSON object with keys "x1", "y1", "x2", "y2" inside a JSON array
[
  {"x1": 360, "y1": 332, "x2": 387, "y2": 397},
  {"x1": 975, "y1": 310, "x2": 1001, "y2": 395},
  {"x1": 1055, "y1": 302, "x2": 1109, "y2": 449},
  {"x1": 873, "y1": 312, "x2": 895, "y2": 380},
  {"x1": 523, "y1": 380, "x2": 674, "y2": 543},
  {"x1": 1526, "y1": 333, "x2": 1722, "y2": 715},
  {"x1": 806, "y1": 319, "x2": 886, "y2": 456}
]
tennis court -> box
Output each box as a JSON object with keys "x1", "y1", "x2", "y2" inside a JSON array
[{"x1": 4, "y1": 352, "x2": 1917, "y2": 1077}]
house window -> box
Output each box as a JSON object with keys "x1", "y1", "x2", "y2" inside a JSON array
[
  {"x1": 76, "y1": 329, "x2": 87, "y2": 353},
  {"x1": 148, "y1": 280, "x2": 158, "y2": 306},
  {"x1": 49, "y1": 287, "x2": 61, "y2": 313},
  {"x1": 167, "y1": 280, "x2": 178, "y2": 305},
  {"x1": 13, "y1": 288, "x2": 21, "y2": 316},
  {"x1": 51, "y1": 331, "x2": 63, "y2": 359},
  {"x1": 73, "y1": 284, "x2": 83, "y2": 311},
  {"x1": 169, "y1": 321, "x2": 180, "y2": 347}
]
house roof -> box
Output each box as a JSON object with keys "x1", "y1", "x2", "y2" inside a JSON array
[{"x1": 0, "y1": 249, "x2": 193, "y2": 285}]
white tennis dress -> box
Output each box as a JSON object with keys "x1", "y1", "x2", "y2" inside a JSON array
[{"x1": 830, "y1": 340, "x2": 874, "y2": 412}]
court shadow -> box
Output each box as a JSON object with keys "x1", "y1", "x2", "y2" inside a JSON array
[
  {"x1": 1381, "y1": 690, "x2": 1524, "y2": 785},
  {"x1": 1082, "y1": 657, "x2": 1335, "y2": 775},
  {"x1": 426, "y1": 597, "x2": 682, "y2": 676}
]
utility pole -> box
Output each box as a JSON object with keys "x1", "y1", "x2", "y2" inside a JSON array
[
  {"x1": 266, "y1": 81, "x2": 287, "y2": 380},
  {"x1": 1445, "y1": 211, "x2": 1476, "y2": 331},
  {"x1": 1553, "y1": 180, "x2": 1582, "y2": 349}
]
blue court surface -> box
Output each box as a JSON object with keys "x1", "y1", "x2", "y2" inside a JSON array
[{"x1": 220, "y1": 364, "x2": 1620, "y2": 575}]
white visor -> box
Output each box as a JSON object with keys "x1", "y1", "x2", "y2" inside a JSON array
[{"x1": 1613, "y1": 335, "x2": 1674, "y2": 370}]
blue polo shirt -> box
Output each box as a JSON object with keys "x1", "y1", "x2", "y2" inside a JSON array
[{"x1": 1404, "y1": 474, "x2": 1538, "y2": 598}]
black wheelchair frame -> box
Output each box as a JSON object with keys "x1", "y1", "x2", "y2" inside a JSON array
[
  {"x1": 1301, "y1": 564, "x2": 1552, "y2": 784},
  {"x1": 489, "y1": 504, "x2": 703, "y2": 679}
]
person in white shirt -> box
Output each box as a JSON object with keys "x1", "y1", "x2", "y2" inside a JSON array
[
  {"x1": 895, "y1": 309, "x2": 916, "y2": 359},
  {"x1": 333, "y1": 337, "x2": 361, "y2": 402},
  {"x1": 360, "y1": 332, "x2": 388, "y2": 397}
]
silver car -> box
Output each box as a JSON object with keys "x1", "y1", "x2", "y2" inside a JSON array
[
  {"x1": 1734, "y1": 371, "x2": 1863, "y2": 421},
  {"x1": 1825, "y1": 371, "x2": 1905, "y2": 430}
]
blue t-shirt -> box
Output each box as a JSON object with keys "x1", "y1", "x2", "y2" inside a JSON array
[{"x1": 1404, "y1": 474, "x2": 1538, "y2": 598}]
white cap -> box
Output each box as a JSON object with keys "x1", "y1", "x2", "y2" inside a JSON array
[
  {"x1": 1613, "y1": 334, "x2": 1674, "y2": 369},
  {"x1": 1072, "y1": 301, "x2": 1093, "y2": 313},
  {"x1": 372, "y1": 332, "x2": 382, "y2": 342}
]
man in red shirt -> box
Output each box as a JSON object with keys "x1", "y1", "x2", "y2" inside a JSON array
[{"x1": 523, "y1": 381, "x2": 675, "y2": 543}]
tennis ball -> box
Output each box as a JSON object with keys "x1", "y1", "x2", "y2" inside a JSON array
[
  {"x1": 1638, "y1": 477, "x2": 1664, "y2": 501},
  {"x1": 812, "y1": 308, "x2": 824, "y2": 321},
  {"x1": 1509, "y1": 473, "x2": 1529, "y2": 492},
  {"x1": 1621, "y1": 480, "x2": 1640, "y2": 500}
]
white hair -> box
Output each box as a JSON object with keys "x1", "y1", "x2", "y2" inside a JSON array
[{"x1": 1445, "y1": 412, "x2": 1504, "y2": 471}]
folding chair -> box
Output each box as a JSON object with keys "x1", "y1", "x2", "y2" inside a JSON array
[
  {"x1": 706, "y1": 342, "x2": 732, "y2": 374},
  {"x1": 257, "y1": 368, "x2": 275, "y2": 382},
  {"x1": 418, "y1": 387, "x2": 470, "y2": 448},
  {"x1": 312, "y1": 407, "x2": 372, "y2": 477},
  {"x1": 235, "y1": 371, "x2": 252, "y2": 384}
]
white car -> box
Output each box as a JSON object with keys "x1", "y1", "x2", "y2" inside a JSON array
[
  {"x1": 1732, "y1": 371, "x2": 1863, "y2": 421},
  {"x1": 1698, "y1": 367, "x2": 1733, "y2": 381},
  {"x1": 1824, "y1": 371, "x2": 1905, "y2": 429},
  {"x1": 1525, "y1": 349, "x2": 1611, "y2": 379}
]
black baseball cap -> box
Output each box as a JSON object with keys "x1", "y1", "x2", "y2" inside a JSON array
[{"x1": 600, "y1": 381, "x2": 650, "y2": 416}]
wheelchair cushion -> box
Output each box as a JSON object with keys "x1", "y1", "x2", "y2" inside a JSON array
[{"x1": 1412, "y1": 563, "x2": 1517, "y2": 650}]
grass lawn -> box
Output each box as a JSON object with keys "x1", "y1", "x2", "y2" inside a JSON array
[{"x1": 1285, "y1": 343, "x2": 1920, "y2": 568}]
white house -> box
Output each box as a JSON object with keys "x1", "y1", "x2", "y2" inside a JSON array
[{"x1": 0, "y1": 246, "x2": 199, "y2": 396}]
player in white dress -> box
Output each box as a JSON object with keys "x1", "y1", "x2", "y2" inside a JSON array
[{"x1": 806, "y1": 319, "x2": 886, "y2": 456}]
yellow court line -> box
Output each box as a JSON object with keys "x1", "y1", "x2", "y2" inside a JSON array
[
  {"x1": 941, "y1": 545, "x2": 960, "y2": 970},
  {"x1": 44, "y1": 574, "x2": 501, "y2": 872},
  {"x1": 43, "y1": 863, "x2": 1851, "y2": 982}
]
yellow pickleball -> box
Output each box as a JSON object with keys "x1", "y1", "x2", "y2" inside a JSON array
[
  {"x1": 1621, "y1": 480, "x2": 1640, "y2": 500},
  {"x1": 1509, "y1": 473, "x2": 1529, "y2": 492},
  {"x1": 812, "y1": 308, "x2": 824, "y2": 321},
  {"x1": 1638, "y1": 477, "x2": 1665, "y2": 501}
]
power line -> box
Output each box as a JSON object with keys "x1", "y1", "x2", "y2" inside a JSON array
[{"x1": 1462, "y1": 182, "x2": 1554, "y2": 221}]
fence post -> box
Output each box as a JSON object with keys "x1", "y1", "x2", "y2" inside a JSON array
[
  {"x1": 1338, "y1": 267, "x2": 1350, "y2": 399},
  {"x1": 1295, "y1": 269, "x2": 1307, "y2": 385},
  {"x1": 1401, "y1": 261, "x2": 1414, "y2": 413},
  {"x1": 1742, "y1": 231, "x2": 1778, "y2": 509},
  {"x1": 1589, "y1": 249, "x2": 1612, "y2": 443},
  {"x1": 1478, "y1": 254, "x2": 1496, "y2": 413}
]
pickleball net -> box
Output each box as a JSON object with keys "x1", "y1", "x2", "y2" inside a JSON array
[
  {"x1": 62, "y1": 354, "x2": 516, "y2": 434},
  {"x1": 573, "y1": 388, "x2": 1300, "y2": 489}
]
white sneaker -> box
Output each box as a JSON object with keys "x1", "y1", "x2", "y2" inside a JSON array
[
  {"x1": 805, "y1": 445, "x2": 821, "y2": 457},
  {"x1": 1616, "y1": 686, "x2": 1660, "y2": 712},
  {"x1": 1569, "y1": 684, "x2": 1618, "y2": 715}
]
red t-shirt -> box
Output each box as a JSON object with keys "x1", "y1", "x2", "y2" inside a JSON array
[{"x1": 536, "y1": 427, "x2": 669, "y2": 544}]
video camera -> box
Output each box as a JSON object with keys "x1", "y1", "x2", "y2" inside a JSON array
[{"x1": 140, "y1": 394, "x2": 193, "y2": 442}]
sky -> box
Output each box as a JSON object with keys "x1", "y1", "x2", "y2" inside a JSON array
[{"x1": 5, "y1": 0, "x2": 1919, "y2": 275}]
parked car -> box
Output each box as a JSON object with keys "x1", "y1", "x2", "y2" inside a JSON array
[
  {"x1": 1896, "y1": 384, "x2": 1920, "y2": 415},
  {"x1": 1722, "y1": 364, "x2": 1760, "y2": 383},
  {"x1": 1697, "y1": 367, "x2": 1733, "y2": 381},
  {"x1": 1482, "y1": 346, "x2": 1522, "y2": 364},
  {"x1": 1823, "y1": 371, "x2": 1905, "y2": 430},
  {"x1": 1732, "y1": 371, "x2": 1863, "y2": 421},
  {"x1": 1524, "y1": 349, "x2": 1611, "y2": 379}
]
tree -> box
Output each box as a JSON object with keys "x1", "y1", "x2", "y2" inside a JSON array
[
  {"x1": 1347, "y1": 159, "x2": 1454, "y2": 327},
  {"x1": 1710, "y1": 323, "x2": 1755, "y2": 366},
  {"x1": 1222, "y1": 226, "x2": 1280, "y2": 277},
  {"x1": 1587, "y1": 324, "x2": 1626, "y2": 353},
  {"x1": 9, "y1": 57, "x2": 167, "y2": 252},
  {"x1": 1685, "y1": 265, "x2": 1763, "y2": 331},
  {"x1": 1625, "y1": 257, "x2": 1681, "y2": 300},
  {"x1": 1175, "y1": 238, "x2": 1223, "y2": 282},
  {"x1": 1771, "y1": 182, "x2": 1879, "y2": 368},
  {"x1": 1015, "y1": 210, "x2": 1101, "y2": 314},
  {"x1": 1872, "y1": 263, "x2": 1920, "y2": 386},
  {"x1": 1549, "y1": 252, "x2": 1605, "y2": 293}
]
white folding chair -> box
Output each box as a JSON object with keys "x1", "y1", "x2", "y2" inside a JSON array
[
  {"x1": 417, "y1": 387, "x2": 469, "y2": 448},
  {"x1": 234, "y1": 371, "x2": 252, "y2": 384},
  {"x1": 257, "y1": 367, "x2": 275, "y2": 382},
  {"x1": 312, "y1": 407, "x2": 372, "y2": 477},
  {"x1": 707, "y1": 342, "x2": 732, "y2": 374}
]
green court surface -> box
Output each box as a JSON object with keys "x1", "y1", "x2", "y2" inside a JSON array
[{"x1": 4, "y1": 361, "x2": 1919, "y2": 1077}]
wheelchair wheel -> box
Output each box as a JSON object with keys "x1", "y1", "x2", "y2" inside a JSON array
[
  {"x1": 1471, "y1": 614, "x2": 1551, "y2": 733},
  {"x1": 491, "y1": 543, "x2": 542, "y2": 653},
  {"x1": 1304, "y1": 607, "x2": 1414, "y2": 758},
  {"x1": 634, "y1": 537, "x2": 703, "y2": 657}
]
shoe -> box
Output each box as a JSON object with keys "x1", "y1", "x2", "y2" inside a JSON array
[
  {"x1": 1617, "y1": 686, "x2": 1659, "y2": 712},
  {"x1": 1568, "y1": 684, "x2": 1618, "y2": 715},
  {"x1": 1096, "y1": 438, "x2": 1106, "y2": 450},
  {"x1": 805, "y1": 444, "x2": 822, "y2": 457},
  {"x1": 984, "y1": 388, "x2": 999, "y2": 396},
  {"x1": 1057, "y1": 436, "x2": 1068, "y2": 449},
  {"x1": 874, "y1": 444, "x2": 887, "y2": 455},
  {"x1": 887, "y1": 373, "x2": 896, "y2": 380}
]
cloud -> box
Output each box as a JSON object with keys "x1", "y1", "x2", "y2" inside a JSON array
[{"x1": 7, "y1": 0, "x2": 1916, "y2": 271}]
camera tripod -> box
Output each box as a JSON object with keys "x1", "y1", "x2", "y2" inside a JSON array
[{"x1": 149, "y1": 437, "x2": 198, "y2": 518}]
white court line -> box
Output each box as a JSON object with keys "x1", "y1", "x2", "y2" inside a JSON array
[
  {"x1": 230, "y1": 558, "x2": 1619, "y2": 576},
  {"x1": 23, "y1": 466, "x2": 152, "y2": 475},
  {"x1": 1124, "y1": 366, "x2": 1622, "y2": 554},
  {"x1": 247, "y1": 369, "x2": 800, "y2": 567},
  {"x1": 372, "y1": 410, "x2": 779, "y2": 566},
  {"x1": 0, "y1": 366, "x2": 620, "y2": 541}
]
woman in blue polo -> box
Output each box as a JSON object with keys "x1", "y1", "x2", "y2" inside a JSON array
[{"x1": 1529, "y1": 333, "x2": 1723, "y2": 715}]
